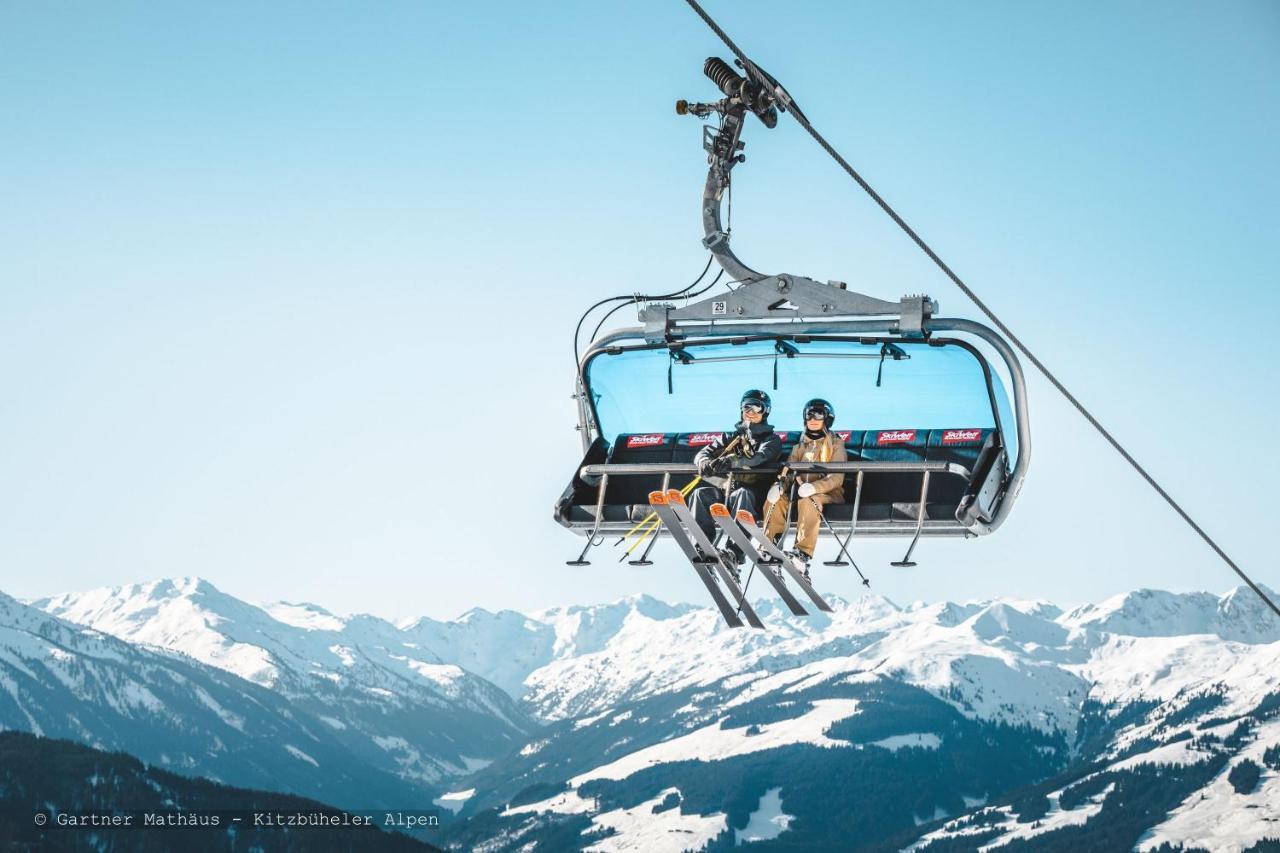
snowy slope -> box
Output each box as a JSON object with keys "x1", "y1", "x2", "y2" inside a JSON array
[
  {"x1": 1136, "y1": 717, "x2": 1280, "y2": 851},
  {"x1": 439, "y1": 585, "x2": 1280, "y2": 852},
  {"x1": 0, "y1": 591, "x2": 426, "y2": 808},
  {"x1": 23, "y1": 577, "x2": 1280, "y2": 851},
  {"x1": 38, "y1": 578, "x2": 1278, "y2": 750},
  {"x1": 35, "y1": 577, "x2": 536, "y2": 786},
  {"x1": 397, "y1": 594, "x2": 699, "y2": 699},
  {"x1": 518, "y1": 593, "x2": 1091, "y2": 734},
  {"x1": 1060, "y1": 585, "x2": 1280, "y2": 644},
  {"x1": 499, "y1": 585, "x2": 1280, "y2": 735}
]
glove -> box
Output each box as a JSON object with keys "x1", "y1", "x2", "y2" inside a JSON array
[
  {"x1": 797, "y1": 482, "x2": 817, "y2": 499},
  {"x1": 707, "y1": 457, "x2": 733, "y2": 476},
  {"x1": 695, "y1": 457, "x2": 713, "y2": 476},
  {"x1": 766, "y1": 483, "x2": 782, "y2": 503}
]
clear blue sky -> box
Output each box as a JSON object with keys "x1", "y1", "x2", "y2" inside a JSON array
[{"x1": 2, "y1": 1, "x2": 1277, "y2": 619}]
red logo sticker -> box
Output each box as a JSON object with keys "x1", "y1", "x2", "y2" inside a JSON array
[
  {"x1": 877, "y1": 430, "x2": 917, "y2": 444},
  {"x1": 775, "y1": 431, "x2": 790, "y2": 442},
  {"x1": 626, "y1": 434, "x2": 667, "y2": 448},
  {"x1": 686, "y1": 432, "x2": 720, "y2": 446},
  {"x1": 836, "y1": 430, "x2": 854, "y2": 443},
  {"x1": 942, "y1": 429, "x2": 983, "y2": 444}
]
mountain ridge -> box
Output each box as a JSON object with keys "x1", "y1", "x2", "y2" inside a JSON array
[
  {"x1": 14, "y1": 576, "x2": 1280, "y2": 851},
  {"x1": 29, "y1": 578, "x2": 538, "y2": 793}
]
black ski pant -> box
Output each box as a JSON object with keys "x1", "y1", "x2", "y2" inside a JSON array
[{"x1": 690, "y1": 483, "x2": 766, "y2": 553}]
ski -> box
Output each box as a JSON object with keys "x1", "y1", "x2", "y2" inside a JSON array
[
  {"x1": 648, "y1": 491, "x2": 745, "y2": 628},
  {"x1": 710, "y1": 503, "x2": 808, "y2": 616},
  {"x1": 662, "y1": 489, "x2": 766, "y2": 629},
  {"x1": 735, "y1": 509, "x2": 835, "y2": 613}
]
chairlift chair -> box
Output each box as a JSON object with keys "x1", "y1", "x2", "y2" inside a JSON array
[{"x1": 554, "y1": 54, "x2": 1031, "y2": 615}]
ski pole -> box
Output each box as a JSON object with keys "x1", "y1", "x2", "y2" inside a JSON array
[
  {"x1": 810, "y1": 496, "x2": 870, "y2": 587},
  {"x1": 630, "y1": 511, "x2": 666, "y2": 542},
  {"x1": 736, "y1": 467, "x2": 794, "y2": 616},
  {"x1": 756, "y1": 466, "x2": 791, "y2": 550},
  {"x1": 613, "y1": 477, "x2": 701, "y2": 546},
  {"x1": 620, "y1": 517, "x2": 662, "y2": 561},
  {"x1": 628, "y1": 524, "x2": 660, "y2": 565},
  {"x1": 624, "y1": 456, "x2": 725, "y2": 559},
  {"x1": 783, "y1": 477, "x2": 799, "y2": 550},
  {"x1": 613, "y1": 435, "x2": 742, "y2": 546},
  {"x1": 736, "y1": 560, "x2": 758, "y2": 615}
]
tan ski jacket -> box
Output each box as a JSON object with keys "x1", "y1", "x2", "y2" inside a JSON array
[{"x1": 788, "y1": 430, "x2": 847, "y2": 501}]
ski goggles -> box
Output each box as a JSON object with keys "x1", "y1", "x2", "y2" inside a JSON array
[
  {"x1": 741, "y1": 402, "x2": 766, "y2": 414},
  {"x1": 804, "y1": 407, "x2": 831, "y2": 421}
]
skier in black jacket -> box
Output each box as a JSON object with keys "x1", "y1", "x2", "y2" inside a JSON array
[{"x1": 690, "y1": 389, "x2": 785, "y2": 569}]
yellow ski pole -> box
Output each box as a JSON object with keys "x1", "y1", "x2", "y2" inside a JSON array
[
  {"x1": 614, "y1": 477, "x2": 700, "y2": 545},
  {"x1": 620, "y1": 518, "x2": 661, "y2": 561},
  {"x1": 612, "y1": 434, "x2": 742, "y2": 546},
  {"x1": 622, "y1": 476, "x2": 699, "y2": 562}
]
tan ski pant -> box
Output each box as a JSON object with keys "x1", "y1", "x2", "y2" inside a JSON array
[{"x1": 762, "y1": 492, "x2": 834, "y2": 557}]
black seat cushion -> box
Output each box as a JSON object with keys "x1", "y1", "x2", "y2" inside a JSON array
[{"x1": 857, "y1": 429, "x2": 930, "y2": 508}]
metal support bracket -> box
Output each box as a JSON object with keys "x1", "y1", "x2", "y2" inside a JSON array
[{"x1": 638, "y1": 278, "x2": 935, "y2": 342}]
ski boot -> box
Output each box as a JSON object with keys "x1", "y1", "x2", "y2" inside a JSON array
[
  {"x1": 786, "y1": 549, "x2": 812, "y2": 581},
  {"x1": 756, "y1": 544, "x2": 781, "y2": 566},
  {"x1": 714, "y1": 548, "x2": 741, "y2": 583},
  {"x1": 719, "y1": 546, "x2": 745, "y2": 566}
]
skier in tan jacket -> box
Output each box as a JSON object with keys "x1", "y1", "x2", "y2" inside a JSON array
[{"x1": 762, "y1": 399, "x2": 846, "y2": 572}]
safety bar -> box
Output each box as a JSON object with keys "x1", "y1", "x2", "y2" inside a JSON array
[
  {"x1": 562, "y1": 455, "x2": 978, "y2": 545},
  {"x1": 580, "y1": 460, "x2": 969, "y2": 478}
]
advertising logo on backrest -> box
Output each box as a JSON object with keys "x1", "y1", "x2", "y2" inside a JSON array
[
  {"x1": 941, "y1": 429, "x2": 983, "y2": 444},
  {"x1": 686, "y1": 432, "x2": 720, "y2": 447},
  {"x1": 836, "y1": 430, "x2": 854, "y2": 443},
  {"x1": 625, "y1": 434, "x2": 667, "y2": 448},
  {"x1": 774, "y1": 431, "x2": 791, "y2": 443},
  {"x1": 877, "y1": 430, "x2": 917, "y2": 444}
]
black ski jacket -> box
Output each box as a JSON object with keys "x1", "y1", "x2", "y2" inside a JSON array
[{"x1": 694, "y1": 421, "x2": 784, "y2": 487}]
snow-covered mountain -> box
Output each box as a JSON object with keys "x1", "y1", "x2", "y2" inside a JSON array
[
  {"x1": 434, "y1": 585, "x2": 1280, "y2": 852},
  {"x1": 34, "y1": 577, "x2": 536, "y2": 788},
  {"x1": 17, "y1": 577, "x2": 1280, "y2": 850},
  {"x1": 0, "y1": 590, "x2": 423, "y2": 809},
  {"x1": 1060, "y1": 585, "x2": 1280, "y2": 644},
  {"x1": 397, "y1": 594, "x2": 699, "y2": 699}
]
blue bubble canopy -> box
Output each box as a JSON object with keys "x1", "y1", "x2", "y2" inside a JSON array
[
  {"x1": 557, "y1": 330, "x2": 1025, "y2": 549},
  {"x1": 584, "y1": 337, "x2": 1015, "y2": 460}
]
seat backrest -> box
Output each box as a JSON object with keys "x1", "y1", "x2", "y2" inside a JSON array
[
  {"x1": 925, "y1": 428, "x2": 994, "y2": 510},
  {"x1": 596, "y1": 427, "x2": 991, "y2": 509},
  {"x1": 673, "y1": 431, "x2": 723, "y2": 463},
  {"x1": 855, "y1": 429, "x2": 930, "y2": 507},
  {"x1": 605, "y1": 433, "x2": 677, "y2": 505},
  {"x1": 858, "y1": 429, "x2": 929, "y2": 462},
  {"x1": 609, "y1": 433, "x2": 677, "y2": 463},
  {"x1": 926, "y1": 428, "x2": 993, "y2": 474}
]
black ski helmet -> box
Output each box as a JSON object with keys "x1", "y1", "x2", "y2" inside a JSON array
[
  {"x1": 740, "y1": 389, "x2": 771, "y2": 416},
  {"x1": 803, "y1": 398, "x2": 835, "y2": 429}
]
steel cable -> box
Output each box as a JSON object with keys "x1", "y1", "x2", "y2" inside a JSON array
[{"x1": 684, "y1": 0, "x2": 1280, "y2": 620}]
